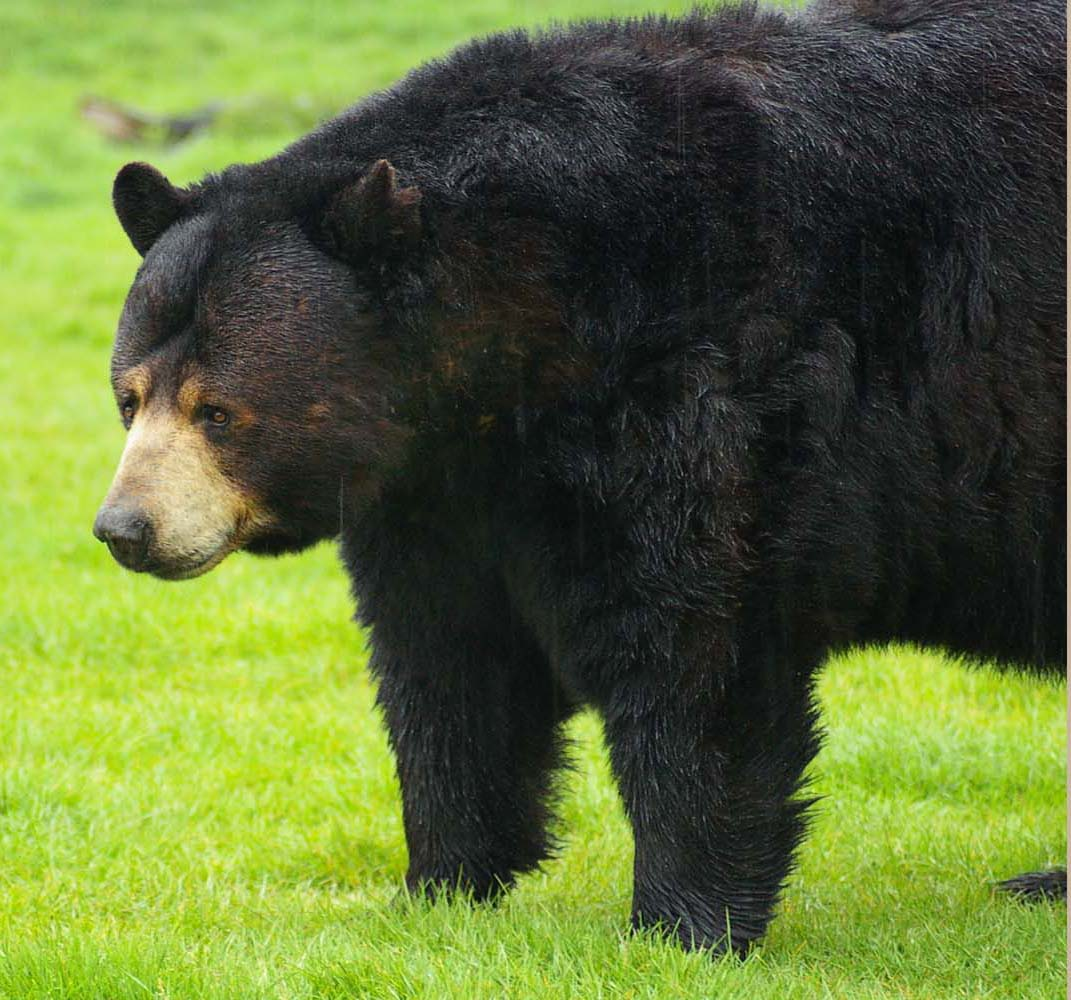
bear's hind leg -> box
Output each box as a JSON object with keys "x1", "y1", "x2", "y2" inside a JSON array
[{"x1": 600, "y1": 657, "x2": 821, "y2": 955}]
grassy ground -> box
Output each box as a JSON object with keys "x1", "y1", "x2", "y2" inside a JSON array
[{"x1": 0, "y1": 1, "x2": 1065, "y2": 997}]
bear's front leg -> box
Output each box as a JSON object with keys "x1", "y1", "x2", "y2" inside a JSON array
[
  {"x1": 366, "y1": 584, "x2": 569, "y2": 903},
  {"x1": 600, "y1": 650, "x2": 821, "y2": 955}
]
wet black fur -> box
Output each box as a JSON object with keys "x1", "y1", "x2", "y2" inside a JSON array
[{"x1": 108, "y1": 0, "x2": 1066, "y2": 954}]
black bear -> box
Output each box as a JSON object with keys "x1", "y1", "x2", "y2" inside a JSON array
[{"x1": 94, "y1": 0, "x2": 1066, "y2": 954}]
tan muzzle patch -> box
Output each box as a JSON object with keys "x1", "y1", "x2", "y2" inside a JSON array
[{"x1": 98, "y1": 403, "x2": 264, "y2": 579}]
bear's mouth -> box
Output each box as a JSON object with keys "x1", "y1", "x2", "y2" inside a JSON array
[
  {"x1": 122, "y1": 540, "x2": 238, "y2": 581},
  {"x1": 141, "y1": 524, "x2": 320, "y2": 579},
  {"x1": 146, "y1": 545, "x2": 236, "y2": 581}
]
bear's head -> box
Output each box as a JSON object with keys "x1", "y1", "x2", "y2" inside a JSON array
[{"x1": 93, "y1": 159, "x2": 421, "y2": 579}]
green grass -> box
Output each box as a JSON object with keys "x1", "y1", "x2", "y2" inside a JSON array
[{"x1": 0, "y1": 0, "x2": 1064, "y2": 996}]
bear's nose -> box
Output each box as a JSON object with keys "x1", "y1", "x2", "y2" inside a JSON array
[{"x1": 93, "y1": 503, "x2": 153, "y2": 571}]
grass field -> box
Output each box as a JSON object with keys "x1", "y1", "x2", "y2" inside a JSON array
[{"x1": 0, "y1": 1, "x2": 1065, "y2": 997}]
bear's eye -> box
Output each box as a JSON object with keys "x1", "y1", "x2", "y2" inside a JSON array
[
  {"x1": 203, "y1": 405, "x2": 230, "y2": 428},
  {"x1": 119, "y1": 399, "x2": 137, "y2": 428}
]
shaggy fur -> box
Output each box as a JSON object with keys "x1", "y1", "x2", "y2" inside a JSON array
[{"x1": 102, "y1": 0, "x2": 1065, "y2": 953}]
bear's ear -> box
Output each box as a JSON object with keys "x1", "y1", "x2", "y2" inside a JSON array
[
  {"x1": 324, "y1": 159, "x2": 422, "y2": 264},
  {"x1": 113, "y1": 162, "x2": 190, "y2": 256}
]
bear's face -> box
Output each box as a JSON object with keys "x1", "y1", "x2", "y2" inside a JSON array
[{"x1": 94, "y1": 162, "x2": 412, "y2": 579}]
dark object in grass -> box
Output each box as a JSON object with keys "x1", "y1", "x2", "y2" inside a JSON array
[
  {"x1": 92, "y1": 0, "x2": 1066, "y2": 956},
  {"x1": 997, "y1": 869, "x2": 1067, "y2": 901},
  {"x1": 79, "y1": 94, "x2": 221, "y2": 145}
]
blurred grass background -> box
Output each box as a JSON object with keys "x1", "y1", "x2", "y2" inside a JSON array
[{"x1": 0, "y1": 1, "x2": 1064, "y2": 997}]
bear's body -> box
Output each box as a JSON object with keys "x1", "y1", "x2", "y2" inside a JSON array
[{"x1": 96, "y1": 0, "x2": 1065, "y2": 953}]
